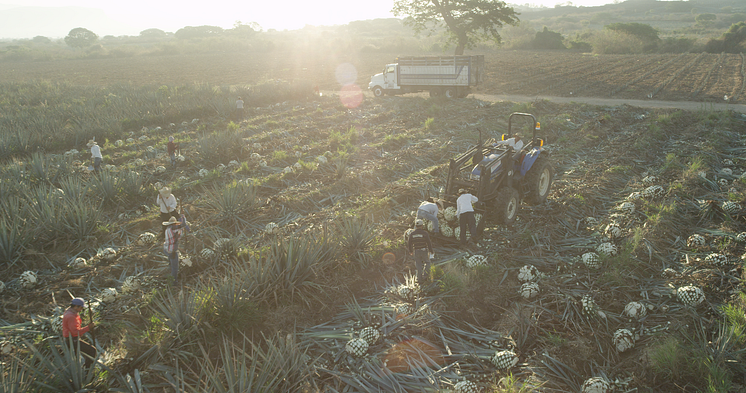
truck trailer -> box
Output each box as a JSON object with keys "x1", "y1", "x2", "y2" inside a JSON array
[{"x1": 368, "y1": 55, "x2": 484, "y2": 98}]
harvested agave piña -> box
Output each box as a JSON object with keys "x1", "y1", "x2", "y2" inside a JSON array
[
  {"x1": 581, "y1": 294, "x2": 599, "y2": 318},
  {"x1": 137, "y1": 232, "x2": 156, "y2": 245},
  {"x1": 582, "y1": 252, "x2": 601, "y2": 269},
  {"x1": 68, "y1": 257, "x2": 87, "y2": 269},
  {"x1": 20, "y1": 271, "x2": 37, "y2": 289},
  {"x1": 466, "y1": 254, "x2": 487, "y2": 268},
  {"x1": 440, "y1": 224, "x2": 454, "y2": 238},
  {"x1": 581, "y1": 377, "x2": 610, "y2": 393},
  {"x1": 596, "y1": 242, "x2": 617, "y2": 256},
  {"x1": 677, "y1": 285, "x2": 705, "y2": 306},
  {"x1": 359, "y1": 326, "x2": 380, "y2": 345},
  {"x1": 198, "y1": 168, "x2": 209, "y2": 178},
  {"x1": 604, "y1": 223, "x2": 622, "y2": 239},
  {"x1": 518, "y1": 265, "x2": 538, "y2": 282},
  {"x1": 718, "y1": 178, "x2": 729, "y2": 187},
  {"x1": 265, "y1": 222, "x2": 280, "y2": 235},
  {"x1": 491, "y1": 350, "x2": 519, "y2": 370},
  {"x1": 200, "y1": 248, "x2": 216, "y2": 259},
  {"x1": 100, "y1": 247, "x2": 117, "y2": 260},
  {"x1": 616, "y1": 201, "x2": 635, "y2": 214},
  {"x1": 642, "y1": 175, "x2": 656, "y2": 184},
  {"x1": 520, "y1": 282, "x2": 539, "y2": 299},
  {"x1": 121, "y1": 276, "x2": 140, "y2": 293},
  {"x1": 250, "y1": 152, "x2": 262, "y2": 161},
  {"x1": 643, "y1": 185, "x2": 664, "y2": 198},
  {"x1": 722, "y1": 201, "x2": 741, "y2": 215},
  {"x1": 737, "y1": 232, "x2": 746, "y2": 243},
  {"x1": 454, "y1": 380, "x2": 478, "y2": 393},
  {"x1": 443, "y1": 207, "x2": 457, "y2": 222},
  {"x1": 687, "y1": 234, "x2": 706, "y2": 248},
  {"x1": 345, "y1": 338, "x2": 368, "y2": 357},
  {"x1": 721, "y1": 168, "x2": 733, "y2": 176},
  {"x1": 623, "y1": 301, "x2": 647, "y2": 319},
  {"x1": 180, "y1": 254, "x2": 193, "y2": 267},
  {"x1": 704, "y1": 253, "x2": 728, "y2": 267},
  {"x1": 403, "y1": 228, "x2": 414, "y2": 243},
  {"x1": 317, "y1": 155, "x2": 327, "y2": 164},
  {"x1": 101, "y1": 288, "x2": 118, "y2": 303},
  {"x1": 613, "y1": 328, "x2": 635, "y2": 352}
]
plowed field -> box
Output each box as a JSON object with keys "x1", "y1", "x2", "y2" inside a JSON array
[{"x1": 1, "y1": 50, "x2": 744, "y2": 103}]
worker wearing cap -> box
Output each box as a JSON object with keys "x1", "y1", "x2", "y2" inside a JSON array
[
  {"x1": 88, "y1": 139, "x2": 102, "y2": 173},
  {"x1": 407, "y1": 219, "x2": 434, "y2": 282},
  {"x1": 163, "y1": 216, "x2": 185, "y2": 285},
  {"x1": 417, "y1": 197, "x2": 442, "y2": 234},
  {"x1": 456, "y1": 188, "x2": 478, "y2": 246},
  {"x1": 62, "y1": 298, "x2": 97, "y2": 369}
]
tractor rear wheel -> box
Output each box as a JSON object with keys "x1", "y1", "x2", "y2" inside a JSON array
[
  {"x1": 493, "y1": 186, "x2": 520, "y2": 225},
  {"x1": 525, "y1": 156, "x2": 553, "y2": 205}
]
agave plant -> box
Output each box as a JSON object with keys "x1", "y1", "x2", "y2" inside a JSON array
[
  {"x1": 20, "y1": 337, "x2": 107, "y2": 392},
  {"x1": 334, "y1": 215, "x2": 377, "y2": 265},
  {"x1": 0, "y1": 356, "x2": 33, "y2": 393},
  {"x1": 201, "y1": 181, "x2": 258, "y2": 230}
]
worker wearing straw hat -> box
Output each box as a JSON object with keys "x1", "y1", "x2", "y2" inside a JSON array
[
  {"x1": 162, "y1": 216, "x2": 184, "y2": 285},
  {"x1": 156, "y1": 186, "x2": 179, "y2": 236}
]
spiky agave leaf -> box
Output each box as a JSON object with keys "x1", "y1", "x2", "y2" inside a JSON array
[
  {"x1": 334, "y1": 215, "x2": 377, "y2": 265},
  {"x1": 20, "y1": 337, "x2": 108, "y2": 392}
]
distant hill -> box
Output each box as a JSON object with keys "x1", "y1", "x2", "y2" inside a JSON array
[{"x1": 0, "y1": 6, "x2": 138, "y2": 39}]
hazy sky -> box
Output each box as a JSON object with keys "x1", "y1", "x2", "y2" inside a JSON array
[{"x1": 4, "y1": 0, "x2": 615, "y2": 36}]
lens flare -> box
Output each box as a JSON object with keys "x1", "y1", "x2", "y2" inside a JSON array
[
  {"x1": 339, "y1": 84, "x2": 363, "y2": 109},
  {"x1": 335, "y1": 63, "x2": 358, "y2": 86}
]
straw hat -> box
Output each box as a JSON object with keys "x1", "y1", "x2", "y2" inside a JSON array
[
  {"x1": 162, "y1": 216, "x2": 180, "y2": 226},
  {"x1": 87, "y1": 139, "x2": 97, "y2": 147},
  {"x1": 159, "y1": 186, "x2": 172, "y2": 197}
]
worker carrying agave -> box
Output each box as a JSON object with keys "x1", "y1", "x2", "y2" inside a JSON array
[
  {"x1": 416, "y1": 197, "x2": 442, "y2": 234},
  {"x1": 163, "y1": 214, "x2": 189, "y2": 285},
  {"x1": 156, "y1": 186, "x2": 179, "y2": 236},
  {"x1": 407, "y1": 219, "x2": 434, "y2": 283},
  {"x1": 63, "y1": 297, "x2": 97, "y2": 370}
]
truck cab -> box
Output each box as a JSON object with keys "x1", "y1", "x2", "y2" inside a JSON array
[{"x1": 368, "y1": 64, "x2": 399, "y2": 97}]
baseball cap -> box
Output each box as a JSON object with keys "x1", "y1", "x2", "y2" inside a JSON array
[
  {"x1": 71, "y1": 298, "x2": 85, "y2": 307},
  {"x1": 415, "y1": 219, "x2": 425, "y2": 227}
]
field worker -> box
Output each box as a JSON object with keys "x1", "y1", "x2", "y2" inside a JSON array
[
  {"x1": 156, "y1": 186, "x2": 179, "y2": 236},
  {"x1": 235, "y1": 96, "x2": 244, "y2": 120},
  {"x1": 417, "y1": 197, "x2": 442, "y2": 234},
  {"x1": 167, "y1": 136, "x2": 178, "y2": 167},
  {"x1": 407, "y1": 219, "x2": 434, "y2": 282},
  {"x1": 63, "y1": 297, "x2": 97, "y2": 369},
  {"x1": 163, "y1": 216, "x2": 185, "y2": 285},
  {"x1": 493, "y1": 133, "x2": 523, "y2": 152},
  {"x1": 88, "y1": 139, "x2": 102, "y2": 173},
  {"x1": 456, "y1": 188, "x2": 478, "y2": 246}
]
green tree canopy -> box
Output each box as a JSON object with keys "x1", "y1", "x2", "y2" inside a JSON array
[
  {"x1": 604, "y1": 22, "x2": 659, "y2": 42},
  {"x1": 64, "y1": 27, "x2": 98, "y2": 48},
  {"x1": 533, "y1": 26, "x2": 565, "y2": 49},
  {"x1": 706, "y1": 21, "x2": 746, "y2": 53},
  {"x1": 139, "y1": 28, "x2": 167, "y2": 39},
  {"x1": 695, "y1": 13, "x2": 717, "y2": 23},
  {"x1": 174, "y1": 25, "x2": 224, "y2": 40},
  {"x1": 392, "y1": 0, "x2": 519, "y2": 55}
]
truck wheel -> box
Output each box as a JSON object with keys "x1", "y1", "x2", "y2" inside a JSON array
[
  {"x1": 373, "y1": 86, "x2": 384, "y2": 97},
  {"x1": 524, "y1": 156, "x2": 553, "y2": 205},
  {"x1": 429, "y1": 89, "x2": 440, "y2": 97},
  {"x1": 444, "y1": 88, "x2": 457, "y2": 98},
  {"x1": 493, "y1": 186, "x2": 520, "y2": 225}
]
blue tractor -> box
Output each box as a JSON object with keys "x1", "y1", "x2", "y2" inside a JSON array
[{"x1": 441, "y1": 113, "x2": 553, "y2": 232}]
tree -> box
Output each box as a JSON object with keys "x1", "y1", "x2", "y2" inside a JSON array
[
  {"x1": 695, "y1": 13, "x2": 717, "y2": 24},
  {"x1": 174, "y1": 25, "x2": 224, "y2": 40},
  {"x1": 392, "y1": 0, "x2": 519, "y2": 55},
  {"x1": 533, "y1": 26, "x2": 565, "y2": 49},
  {"x1": 139, "y1": 28, "x2": 167, "y2": 39},
  {"x1": 64, "y1": 27, "x2": 98, "y2": 48},
  {"x1": 32, "y1": 36, "x2": 51, "y2": 44},
  {"x1": 604, "y1": 22, "x2": 659, "y2": 52}
]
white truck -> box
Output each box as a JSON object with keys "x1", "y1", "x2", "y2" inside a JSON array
[{"x1": 368, "y1": 55, "x2": 484, "y2": 98}]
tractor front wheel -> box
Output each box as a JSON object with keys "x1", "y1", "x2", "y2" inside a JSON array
[
  {"x1": 524, "y1": 156, "x2": 553, "y2": 205},
  {"x1": 493, "y1": 186, "x2": 520, "y2": 225}
]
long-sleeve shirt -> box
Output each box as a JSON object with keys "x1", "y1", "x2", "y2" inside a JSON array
[
  {"x1": 90, "y1": 144, "x2": 102, "y2": 159},
  {"x1": 407, "y1": 228, "x2": 433, "y2": 253},
  {"x1": 456, "y1": 193, "x2": 478, "y2": 217},
  {"x1": 157, "y1": 194, "x2": 177, "y2": 213},
  {"x1": 418, "y1": 201, "x2": 439, "y2": 216},
  {"x1": 62, "y1": 308, "x2": 90, "y2": 338},
  {"x1": 167, "y1": 141, "x2": 177, "y2": 155},
  {"x1": 164, "y1": 225, "x2": 182, "y2": 253}
]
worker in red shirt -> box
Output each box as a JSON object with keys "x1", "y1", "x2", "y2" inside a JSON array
[{"x1": 62, "y1": 297, "x2": 97, "y2": 369}]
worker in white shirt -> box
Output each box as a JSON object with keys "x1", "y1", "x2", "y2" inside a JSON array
[
  {"x1": 157, "y1": 186, "x2": 179, "y2": 236},
  {"x1": 494, "y1": 133, "x2": 523, "y2": 152},
  {"x1": 416, "y1": 197, "x2": 442, "y2": 234},
  {"x1": 456, "y1": 188, "x2": 478, "y2": 246},
  {"x1": 88, "y1": 139, "x2": 102, "y2": 173}
]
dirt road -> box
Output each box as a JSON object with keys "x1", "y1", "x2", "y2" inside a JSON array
[{"x1": 473, "y1": 93, "x2": 746, "y2": 114}]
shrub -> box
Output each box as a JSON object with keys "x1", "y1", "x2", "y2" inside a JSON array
[
  {"x1": 591, "y1": 30, "x2": 645, "y2": 54},
  {"x1": 533, "y1": 27, "x2": 566, "y2": 50}
]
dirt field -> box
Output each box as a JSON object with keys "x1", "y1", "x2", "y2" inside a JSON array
[{"x1": 1, "y1": 50, "x2": 744, "y2": 103}]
